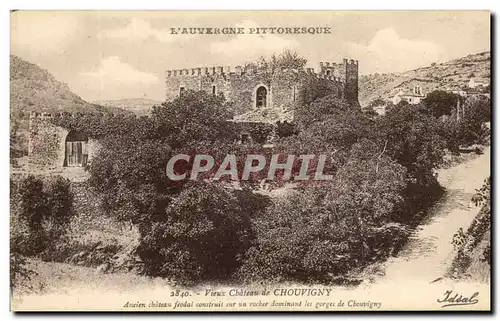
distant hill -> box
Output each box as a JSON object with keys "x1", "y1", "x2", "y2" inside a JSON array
[
  {"x1": 359, "y1": 51, "x2": 490, "y2": 107},
  {"x1": 93, "y1": 98, "x2": 163, "y2": 116},
  {"x1": 10, "y1": 55, "x2": 127, "y2": 116},
  {"x1": 10, "y1": 55, "x2": 129, "y2": 155}
]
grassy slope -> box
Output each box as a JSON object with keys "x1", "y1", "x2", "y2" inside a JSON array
[{"x1": 10, "y1": 55, "x2": 127, "y2": 116}]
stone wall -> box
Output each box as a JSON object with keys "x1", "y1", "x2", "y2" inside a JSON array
[
  {"x1": 165, "y1": 66, "x2": 280, "y2": 115},
  {"x1": 165, "y1": 59, "x2": 360, "y2": 116},
  {"x1": 345, "y1": 59, "x2": 359, "y2": 105},
  {"x1": 27, "y1": 112, "x2": 102, "y2": 171},
  {"x1": 28, "y1": 112, "x2": 68, "y2": 168},
  {"x1": 271, "y1": 70, "x2": 301, "y2": 112},
  {"x1": 318, "y1": 59, "x2": 359, "y2": 105}
]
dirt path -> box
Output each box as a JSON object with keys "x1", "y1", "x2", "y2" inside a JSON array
[{"x1": 375, "y1": 146, "x2": 490, "y2": 284}]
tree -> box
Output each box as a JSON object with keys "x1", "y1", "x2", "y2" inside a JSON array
[
  {"x1": 11, "y1": 176, "x2": 75, "y2": 256},
  {"x1": 463, "y1": 95, "x2": 491, "y2": 123},
  {"x1": 422, "y1": 90, "x2": 460, "y2": 118},
  {"x1": 88, "y1": 137, "x2": 172, "y2": 224},
  {"x1": 136, "y1": 181, "x2": 252, "y2": 284},
  {"x1": 294, "y1": 95, "x2": 354, "y2": 128},
  {"x1": 376, "y1": 104, "x2": 446, "y2": 224},
  {"x1": 439, "y1": 95, "x2": 491, "y2": 151},
  {"x1": 85, "y1": 89, "x2": 258, "y2": 283},
  {"x1": 377, "y1": 104, "x2": 446, "y2": 184},
  {"x1": 152, "y1": 90, "x2": 238, "y2": 150},
  {"x1": 259, "y1": 49, "x2": 307, "y2": 74},
  {"x1": 238, "y1": 139, "x2": 408, "y2": 283},
  {"x1": 369, "y1": 98, "x2": 386, "y2": 108}
]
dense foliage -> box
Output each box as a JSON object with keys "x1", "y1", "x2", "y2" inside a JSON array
[
  {"x1": 11, "y1": 175, "x2": 75, "y2": 256},
  {"x1": 137, "y1": 182, "x2": 253, "y2": 284},
  {"x1": 10, "y1": 175, "x2": 74, "y2": 289},
  {"x1": 50, "y1": 84, "x2": 461, "y2": 284},
  {"x1": 14, "y1": 51, "x2": 491, "y2": 285},
  {"x1": 432, "y1": 94, "x2": 491, "y2": 153},
  {"x1": 422, "y1": 90, "x2": 460, "y2": 118},
  {"x1": 451, "y1": 177, "x2": 491, "y2": 277},
  {"x1": 239, "y1": 140, "x2": 409, "y2": 283}
]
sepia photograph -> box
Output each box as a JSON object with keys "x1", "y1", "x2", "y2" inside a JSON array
[{"x1": 9, "y1": 10, "x2": 491, "y2": 311}]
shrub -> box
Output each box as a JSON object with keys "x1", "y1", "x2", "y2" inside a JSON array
[
  {"x1": 275, "y1": 120, "x2": 298, "y2": 138},
  {"x1": 378, "y1": 104, "x2": 446, "y2": 181},
  {"x1": 136, "y1": 182, "x2": 252, "y2": 284},
  {"x1": 43, "y1": 176, "x2": 75, "y2": 241},
  {"x1": 422, "y1": 90, "x2": 460, "y2": 118},
  {"x1": 11, "y1": 175, "x2": 75, "y2": 256},
  {"x1": 14, "y1": 176, "x2": 46, "y2": 255},
  {"x1": 450, "y1": 177, "x2": 491, "y2": 276},
  {"x1": 238, "y1": 140, "x2": 408, "y2": 283}
]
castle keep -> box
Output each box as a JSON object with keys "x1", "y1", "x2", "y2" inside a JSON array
[{"x1": 165, "y1": 58, "x2": 359, "y2": 115}]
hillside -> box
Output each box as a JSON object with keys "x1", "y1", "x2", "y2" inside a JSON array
[
  {"x1": 359, "y1": 51, "x2": 490, "y2": 107},
  {"x1": 93, "y1": 98, "x2": 163, "y2": 116},
  {"x1": 10, "y1": 55, "x2": 128, "y2": 155},
  {"x1": 10, "y1": 55, "x2": 128, "y2": 116}
]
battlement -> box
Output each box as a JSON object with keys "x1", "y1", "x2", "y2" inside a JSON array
[
  {"x1": 165, "y1": 57, "x2": 359, "y2": 111},
  {"x1": 165, "y1": 58, "x2": 358, "y2": 78},
  {"x1": 318, "y1": 58, "x2": 358, "y2": 67},
  {"x1": 166, "y1": 66, "x2": 235, "y2": 77}
]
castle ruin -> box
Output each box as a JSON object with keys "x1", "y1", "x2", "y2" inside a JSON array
[
  {"x1": 25, "y1": 58, "x2": 360, "y2": 175},
  {"x1": 165, "y1": 58, "x2": 359, "y2": 115}
]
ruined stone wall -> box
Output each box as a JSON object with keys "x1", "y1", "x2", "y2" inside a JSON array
[
  {"x1": 345, "y1": 59, "x2": 359, "y2": 105},
  {"x1": 223, "y1": 74, "x2": 272, "y2": 115},
  {"x1": 318, "y1": 59, "x2": 359, "y2": 105},
  {"x1": 165, "y1": 58, "x2": 360, "y2": 117},
  {"x1": 28, "y1": 112, "x2": 68, "y2": 168},
  {"x1": 28, "y1": 112, "x2": 102, "y2": 171},
  {"x1": 271, "y1": 70, "x2": 301, "y2": 112},
  {"x1": 165, "y1": 65, "x2": 277, "y2": 115}
]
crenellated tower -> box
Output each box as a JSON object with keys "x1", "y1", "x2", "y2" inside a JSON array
[{"x1": 317, "y1": 58, "x2": 359, "y2": 104}]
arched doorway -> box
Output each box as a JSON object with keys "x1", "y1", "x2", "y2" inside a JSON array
[
  {"x1": 65, "y1": 130, "x2": 89, "y2": 167},
  {"x1": 256, "y1": 86, "x2": 268, "y2": 108}
]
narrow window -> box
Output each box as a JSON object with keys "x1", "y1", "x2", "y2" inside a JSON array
[
  {"x1": 256, "y1": 86, "x2": 268, "y2": 108},
  {"x1": 179, "y1": 86, "x2": 185, "y2": 97},
  {"x1": 212, "y1": 85, "x2": 216, "y2": 95},
  {"x1": 292, "y1": 86, "x2": 297, "y2": 102}
]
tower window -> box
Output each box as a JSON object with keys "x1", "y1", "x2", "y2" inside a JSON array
[
  {"x1": 256, "y1": 86, "x2": 268, "y2": 108},
  {"x1": 179, "y1": 86, "x2": 185, "y2": 96},
  {"x1": 212, "y1": 85, "x2": 216, "y2": 95}
]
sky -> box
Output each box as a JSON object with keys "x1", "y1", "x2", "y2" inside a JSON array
[{"x1": 10, "y1": 11, "x2": 490, "y2": 102}]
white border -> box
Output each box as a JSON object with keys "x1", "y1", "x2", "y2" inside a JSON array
[{"x1": 2, "y1": 1, "x2": 498, "y2": 320}]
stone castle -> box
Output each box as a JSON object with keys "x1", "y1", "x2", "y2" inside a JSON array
[
  {"x1": 165, "y1": 58, "x2": 359, "y2": 115},
  {"x1": 25, "y1": 58, "x2": 359, "y2": 174}
]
